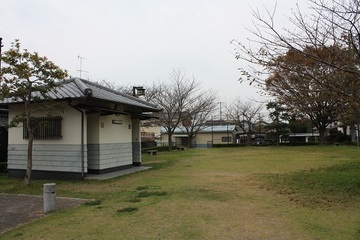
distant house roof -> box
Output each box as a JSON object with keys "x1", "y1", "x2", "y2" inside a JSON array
[
  {"x1": 197, "y1": 125, "x2": 237, "y2": 133},
  {"x1": 0, "y1": 78, "x2": 162, "y2": 114},
  {"x1": 161, "y1": 125, "x2": 237, "y2": 134}
]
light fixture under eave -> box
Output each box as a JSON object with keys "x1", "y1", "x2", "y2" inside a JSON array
[
  {"x1": 112, "y1": 119, "x2": 123, "y2": 124},
  {"x1": 132, "y1": 86, "x2": 145, "y2": 97}
]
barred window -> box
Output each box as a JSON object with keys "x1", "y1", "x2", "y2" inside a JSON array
[
  {"x1": 23, "y1": 116, "x2": 62, "y2": 139},
  {"x1": 222, "y1": 137, "x2": 231, "y2": 143}
]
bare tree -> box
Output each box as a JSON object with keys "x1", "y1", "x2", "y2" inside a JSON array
[
  {"x1": 97, "y1": 80, "x2": 124, "y2": 92},
  {"x1": 142, "y1": 82, "x2": 162, "y2": 103},
  {"x1": 182, "y1": 89, "x2": 217, "y2": 147},
  {"x1": 152, "y1": 68, "x2": 200, "y2": 150},
  {"x1": 97, "y1": 80, "x2": 160, "y2": 102},
  {"x1": 227, "y1": 99, "x2": 263, "y2": 145},
  {"x1": 232, "y1": 0, "x2": 360, "y2": 107},
  {"x1": 97, "y1": 73, "x2": 217, "y2": 149}
]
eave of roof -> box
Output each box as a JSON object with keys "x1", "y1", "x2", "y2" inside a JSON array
[{"x1": 0, "y1": 78, "x2": 162, "y2": 113}]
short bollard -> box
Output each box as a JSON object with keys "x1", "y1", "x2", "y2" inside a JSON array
[{"x1": 44, "y1": 183, "x2": 56, "y2": 213}]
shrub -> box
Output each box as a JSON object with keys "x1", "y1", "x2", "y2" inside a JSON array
[
  {"x1": 0, "y1": 162, "x2": 7, "y2": 173},
  {"x1": 141, "y1": 146, "x2": 169, "y2": 153},
  {"x1": 279, "y1": 142, "x2": 319, "y2": 146},
  {"x1": 212, "y1": 144, "x2": 245, "y2": 148}
]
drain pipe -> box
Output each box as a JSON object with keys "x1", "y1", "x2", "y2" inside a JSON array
[
  {"x1": 80, "y1": 110, "x2": 85, "y2": 179},
  {"x1": 69, "y1": 104, "x2": 85, "y2": 180},
  {"x1": 68, "y1": 78, "x2": 92, "y2": 179}
]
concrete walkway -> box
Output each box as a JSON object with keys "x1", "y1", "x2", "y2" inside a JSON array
[
  {"x1": 0, "y1": 166, "x2": 152, "y2": 233},
  {"x1": 85, "y1": 166, "x2": 151, "y2": 180},
  {"x1": 0, "y1": 194, "x2": 88, "y2": 233}
]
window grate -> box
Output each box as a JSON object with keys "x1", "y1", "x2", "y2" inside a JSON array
[
  {"x1": 222, "y1": 137, "x2": 232, "y2": 143},
  {"x1": 23, "y1": 116, "x2": 62, "y2": 140}
]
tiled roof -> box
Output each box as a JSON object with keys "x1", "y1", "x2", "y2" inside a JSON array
[{"x1": 0, "y1": 78, "x2": 162, "y2": 112}]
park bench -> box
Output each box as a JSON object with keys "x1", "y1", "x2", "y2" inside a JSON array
[{"x1": 146, "y1": 150, "x2": 158, "y2": 155}]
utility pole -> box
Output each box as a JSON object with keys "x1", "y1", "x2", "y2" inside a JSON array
[{"x1": 218, "y1": 101, "x2": 225, "y2": 121}]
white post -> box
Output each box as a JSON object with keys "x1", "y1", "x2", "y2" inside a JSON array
[{"x1": 44, "y1": 183, "x2": 56, "y2": 213}]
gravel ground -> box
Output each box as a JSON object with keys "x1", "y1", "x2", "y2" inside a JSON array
[{"x1": 0, "y1": 193, "x2": 88, "y2": 233}]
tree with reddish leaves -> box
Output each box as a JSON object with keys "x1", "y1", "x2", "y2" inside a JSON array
[
  {"x1": 232, "y1": 0, "x2": 360, "y2": 127},
  {"x1": 265, "y1": 46, "x2": 344, "y2": 145}
]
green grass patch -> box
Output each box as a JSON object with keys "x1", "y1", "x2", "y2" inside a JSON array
[
  {"x1": 264, "y1": 160, "x2": 360, "y2": 207},
  {"x1": 1, "y1": 146, "x2": 359, "y2": 240},
  {"x1": 84, "y1": 199, "x2": 102, "y2": 206},
  {"x1": 116, "y1": 207, "x2": 138, "y2": 214},
  {"x1": 136, "y1": 190, "x2": 168, "y2": 198},
  {"x1": 135, "y1": 185, "x2": 150, "y2": 191},
  {"x1": 126, "y1": 198, "x2": 142, "y2": 203}
]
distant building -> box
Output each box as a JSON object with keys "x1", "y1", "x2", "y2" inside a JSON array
[{"x1": 160, "y1": 125, "x2": 237, "y2": 148}]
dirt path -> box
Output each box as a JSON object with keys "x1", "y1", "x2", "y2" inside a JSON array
[{"x1": 0, "y1": 194, "x2": 88, "y2": 233}]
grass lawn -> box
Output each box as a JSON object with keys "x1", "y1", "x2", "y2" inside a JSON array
[{"x1": 0, "y1": 146, "x2": 360, "y2": 239}]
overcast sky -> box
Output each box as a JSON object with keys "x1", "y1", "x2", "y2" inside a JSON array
[{"x1": 1, "y1": 0, "x2": 309, "y2": 106}]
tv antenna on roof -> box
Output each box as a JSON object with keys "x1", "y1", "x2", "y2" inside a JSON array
[{"x1": 77, "y1": 55, "x2": 88, "y2": 79}]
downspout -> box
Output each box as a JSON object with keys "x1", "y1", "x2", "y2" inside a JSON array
[
  {"x1": 80, "y1": 110, "x2": 85, "y2": 179},
  {"x1": 69, "y1": 78, "x2": 92, "y2": 179},
  {"x1": 69, "y1": 103, "x2": 85, "y2": 180}
]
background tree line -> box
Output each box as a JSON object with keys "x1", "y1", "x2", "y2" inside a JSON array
[{"x1": 232, "y1": 0, "x2": 360, "y2": 145}]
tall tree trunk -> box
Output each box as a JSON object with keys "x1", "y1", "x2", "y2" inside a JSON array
[
  {"x1": 25, "y1": 134, "x2": 34, "y2": 185},
  {"x1": 167, "y1": 130, "x2": 173, "y2": 151},
  {"x1": 246, "y1": 132, "x2": 252, "y2": 145},
  {"x1": 24, "y1": 110, "x2": 34, "y2": 185},
  {"x1": 318, "y1": 127, "x2": 326, "y2": 145},
  {"x1": 188, "y1": 135, "x2": 193, "y2": 148}
]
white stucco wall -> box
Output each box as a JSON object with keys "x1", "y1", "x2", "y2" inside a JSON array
[
  {"x1": 8, "y1": 104, "x2": 85, "y2": 145},
  {"x1": 87, "y1": 113, "x2": 100, "y2": 144},
  {"x1": 99, "y1": 114, "x2": 132, "y2": 143},
  {"x1": 7, "y1": 103, "x2": 87, "y2": 176},
  {"x1": 8, "y1": 102, "x2": 140, "y2": 175},
  {"x1": 87, "y1": 113, "x2": 135, "y2": 172}
]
